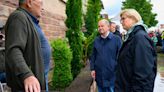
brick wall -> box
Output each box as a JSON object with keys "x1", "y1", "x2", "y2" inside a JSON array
[{"x1": 0, "y1": 0, "x2": 67, "y2": 40}]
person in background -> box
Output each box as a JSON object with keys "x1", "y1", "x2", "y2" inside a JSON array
[
  {"x1": 109, "y1": 22, "x2": 122, "y2": 39},
  {"x1": 5, "y1": 0, "x2": 51, "y2": 91},
  {"x1": 0, "y1": 24, "x2": 5, "y2": 83},
  {"x1": 161, "y1": 31, "x2": 164, "y2": 53},
  {"x1": 115, "y1": 9, "x2": 157, "y2": 92},
  {"x1": 90, "y1": 19, "x2": 122, "y2": 92},
  {"x1": 156, "y1": 29, "x2": 162, "y2": 46},
  {"x1": 148, "y1": 31, "x2": 158, "y2": 47},
  {"x1": 121, "y1": 31, "x2": 126, "y2": 41}
]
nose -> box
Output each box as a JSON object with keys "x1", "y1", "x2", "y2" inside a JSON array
[{"x1": 98, "y1": 27, "x2": 102, "y2": 30}]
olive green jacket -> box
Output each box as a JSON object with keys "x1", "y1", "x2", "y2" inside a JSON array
[{"x1": 5, "y1": 7, "x2": 45, "y2": 90}]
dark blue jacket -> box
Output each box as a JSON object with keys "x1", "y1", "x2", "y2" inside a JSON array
[
  {"x1": 115, "y1": 25, "x2": 157, "y2": 92},
  {"x1": 90, "y1": 32, "x2": 122, "y2": 87}
]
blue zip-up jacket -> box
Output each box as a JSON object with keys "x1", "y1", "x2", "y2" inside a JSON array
[{"x1": 90, "y1": 32, "x2": 122, "y2": 87}]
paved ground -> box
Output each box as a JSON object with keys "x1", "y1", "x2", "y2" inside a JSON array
[
  {"x1": 154, "y1": 73, "x2": 164, "y2": 92},
  {"x1": 65, "y1": 62, "x2": 92, "y2": 92}
]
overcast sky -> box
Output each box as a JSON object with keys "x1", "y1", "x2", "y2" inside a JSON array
[{"x1": 101, "y1": 0, "x2": 164, "y2": 26}]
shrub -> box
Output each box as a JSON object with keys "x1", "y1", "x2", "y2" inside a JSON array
[
  {"x1": 51, "y1": 39, "x2": 73, "y2": 90},
  {"x1": 83, "y1": 0, "x2": 101, "y2": 59},
  {"x1": 83, "y1": 30, "x2": 98, "y2": 64},
  {"x1": 65, "y1": 0, "x2": 83, "y2": 78}
]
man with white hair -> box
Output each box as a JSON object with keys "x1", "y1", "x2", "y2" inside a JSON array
[{"x1": 5, "y1": 0, "x2": 51, "y2": 92}]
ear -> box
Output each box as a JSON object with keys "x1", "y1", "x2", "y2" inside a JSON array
[{"x1": 26, "y1": 0, "x2": 32, "y2": 8}]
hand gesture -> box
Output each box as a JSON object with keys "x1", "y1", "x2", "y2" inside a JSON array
[{"x1": 24, "y1": 76, "x2": 40, "y2": 92}]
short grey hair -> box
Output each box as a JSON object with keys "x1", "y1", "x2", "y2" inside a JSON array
[
  {"x1": 120, "y1": 9, "x2": 142, "y2": 23},
  {"x1": 99, "y1": 19, "x2": 110, "y2": 26}
]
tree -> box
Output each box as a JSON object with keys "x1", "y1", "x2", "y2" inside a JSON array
[
  {"x1": 65, "y1": 0, "x2": 83, "y2": 78},
  {"x1": 122, "y1": 0, "x2": 158, "y2": 27},
  {"x1": 83, "y1": 0, "x2": 101, "y2": 61},
  {"x1": 51, "y1": 39, "x2": 73, "y2": 90},
  {"x1": 84, "y1": 0, "x2": 101, "y2": 37}
]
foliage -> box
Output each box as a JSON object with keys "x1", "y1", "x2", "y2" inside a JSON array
[
  {"x1": 51, "y1": 39, "x2": 73, "y2": 90},
  {"x1": 161, "y1": 31, "x2": 164, "y2": 39},
  {"x1": 122, "y1": 0, "x2": 158, "y2": 27},
  {"x1": 83, "y1": 30, "x2": 98, "y2": 64},
  {"x1": 65, "y1": 0, "x2": 83, "y2": 78},
  {"x1": 83, "y1": 0, "x2": 101, "y2": 60},
  {"x1": 84, "y1": 0, "x2": 101, "y2": 37}
]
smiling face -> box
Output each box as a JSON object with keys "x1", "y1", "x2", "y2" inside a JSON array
[
  {"x1": 98, "y1": 20, "x2": 110, "y2": 36},
  {"x1": 109, "y1": 23, "x2": 116, "y2": 32}
]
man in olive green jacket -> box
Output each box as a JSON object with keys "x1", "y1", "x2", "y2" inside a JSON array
[{"x1": 5, "y1": 0, "x2": 46, "y2": 91}]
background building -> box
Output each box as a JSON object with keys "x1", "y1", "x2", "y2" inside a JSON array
[{"x1": 0, "y1": 0, "x2": 68, "y2": 40}]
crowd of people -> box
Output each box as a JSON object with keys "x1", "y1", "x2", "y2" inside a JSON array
[
  {"x1": 148, "y1": 29, "x2": 164, "y2": 52},
  {"x1": 90, "y1": 9, "x2": 157, "y2": 92},
  {"x1": 0, "y1": 0, "x2": 163, "y2": 92}
]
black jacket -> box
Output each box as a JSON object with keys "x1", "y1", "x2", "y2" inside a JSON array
[
  {"x1": 114, "y1": 30, "x2": 122, "y2": 39},
  {"x1": 115, "y1": 25, "x2": 157, "y2": 92}
]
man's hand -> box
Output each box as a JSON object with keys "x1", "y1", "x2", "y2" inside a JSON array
[
  {"x1": 24, "y1": 76, "x2": 40, "y2": 92},
  {"x1": 91, "y1": 70, "x2": 96, "y2": 79}
]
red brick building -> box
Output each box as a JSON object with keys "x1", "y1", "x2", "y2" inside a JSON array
[{"x1": 0, "y1": 0, "x2": 67, "y2": 40}]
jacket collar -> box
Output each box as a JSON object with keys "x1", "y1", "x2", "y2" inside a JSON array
[
  {"x1": 17, "y1": 7, "x2": 39, "y2": 24},
  {"x1": 126, "y1": 25, "x2": 146, "y2": 42},
  {"x1": 100, "y1": 32, "x2": 113, "y2": 40},
  {"x1": 124, "y1": 21, "x2": 148, "y2": 42}
]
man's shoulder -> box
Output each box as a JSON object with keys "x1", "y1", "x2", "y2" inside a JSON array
[
  {"x1": 8, "y1": 9, "x2": 27, "y2": 21},
  {"x1": 111, "y1": 33, "x2": 121, "y2": 41},
  {"x1": 6, "y1": 9, "x2": 29, "y2": 27}
]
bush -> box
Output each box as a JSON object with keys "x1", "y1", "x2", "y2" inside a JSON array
[
  {"x1": 84, "y1": 0, "x2": 101, "y2": 60},
  {"x1": 51, "y1": 39, "x2": 73, "y2": 90},
  {"x1": 65, "y1": 0, "x2": 83, "y2": 79},
  {"x1": 66, "y1": 29, "x2": 83, "y2": 78},
  {"x1": 83, "y1": 30, "x2": 98, "y2": 64}
]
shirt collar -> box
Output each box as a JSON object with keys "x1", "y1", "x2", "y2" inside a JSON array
[
  {"x1": 100, "y1": 31, "x2": 113, "y2": 40},
  {"x1": 18, "y1": 7, "x2": 39, "y2": 24}
]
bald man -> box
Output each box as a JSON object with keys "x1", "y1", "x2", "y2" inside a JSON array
[{"x1": 90, "y1": 19, "x2": 122, "y2": 92}]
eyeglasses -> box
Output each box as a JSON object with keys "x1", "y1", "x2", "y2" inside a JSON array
[
  {"x1": 120, "y1": 17, "x2": 127, "y2": 21},
  {"x1": 120, "y1": 17, "x2": 128, "y2": 22}
]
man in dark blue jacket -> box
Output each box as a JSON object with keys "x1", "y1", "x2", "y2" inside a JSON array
[{"x1": 90, "y1": 19, "x2": 122, "y2": 92}]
